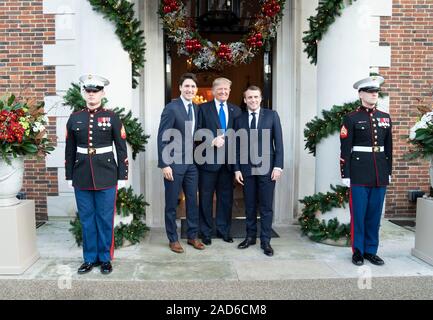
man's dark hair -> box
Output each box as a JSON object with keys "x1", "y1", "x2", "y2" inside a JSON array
[
  {"x1": 179, "y1": 73, "x2": 198, "y2": 86},
  {"x1": 243, "y1": 85, "x2": 262, "y2": 97}
]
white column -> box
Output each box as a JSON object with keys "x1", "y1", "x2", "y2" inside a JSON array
[
  {"x1": 315, "y1": 0, "x2": 372, "y2": 223},
  {"x1": 141, "y1": 0, "x2": 166, "y2": 228}
]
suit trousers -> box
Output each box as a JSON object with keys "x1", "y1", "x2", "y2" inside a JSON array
[
  {"x1": 74, "y1": 186, "x2": 117, "y2": 263},
  {"x1": 164, "y1": 164, "x2": 199, "y2": 243},
  {"x1": 199, "y1": 165, "x2": 234, "y2": 238},
  {"x1": 243, "y1": 174, "x2": 275, "y2": 243},
  {"x1": 349, "y1": 186, "x2": 387, "y2": 255}
]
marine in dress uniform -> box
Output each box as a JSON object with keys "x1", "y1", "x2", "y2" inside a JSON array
[
  {"x1": 340, "y1": 76, "x2": 392, "y2": 266},
  {"x1": 65, "y1": 74, "x2": 128, "y2": 274}
]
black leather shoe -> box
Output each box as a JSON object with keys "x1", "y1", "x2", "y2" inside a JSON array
[
  {"x1": 202, "y1": 237, "x2": 212, "y2": 245},
  {"x1": 364, "y1": 253, "x2": 385, "y2": 266},
  {"x1": 217, "y1": 231, "x2": 234, "y2": 243},
  {"x1": 77, "y1": 262, "x2": 94, "y2": 274},
  {"x1": 261, "y1": 242, "x2": 274, "y2": 256},
  {"x1": 352, "y1": 249, "x2": 364, "y2": 266},
  {"x1": 100, "y1": 262, "x2": 113, "y2": 274},
  {"x1": 238, "y1": 237, "x2": 256, "y2": 249}
]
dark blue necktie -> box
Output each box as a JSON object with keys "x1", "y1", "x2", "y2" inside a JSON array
[
  {"x1": 187, "y1": 103, "x2": 193, "y2": 121},
  {"x1": 219, "y1": 103, "x2": 226, "y2": 133},
  {"x1": 250, "y1": 112, "x2": 256, "y2": 129}
]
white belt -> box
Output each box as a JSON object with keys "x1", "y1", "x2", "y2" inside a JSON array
[
  {"x1": 77, "y1": 146, "x2": 113, "y2": 155},
  {"x1": 352, "y1": 146, "x2": 384, "y2": 152}
]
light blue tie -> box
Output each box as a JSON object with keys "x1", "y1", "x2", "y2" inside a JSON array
[{"x1": 218, "y1": 103, "x2": 226, "y2": 134}]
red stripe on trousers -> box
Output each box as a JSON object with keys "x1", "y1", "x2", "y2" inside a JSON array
[
  {"x1": 110, "y1": 186, "x2": 118, "y2": 260},
  {"x1": 349, "y1": 188, "x2": 354, "y2": 253}
]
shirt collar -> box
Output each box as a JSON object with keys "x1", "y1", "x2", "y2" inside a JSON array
[
  {"x1": 180, "y1": 96, "x2": 192, "y2": 108},
  {"x1": 215, "y1": 99, "x2": 226, "y2": 108},
  {"x1": 248, "y1": 107, "x2": 260, "y2": 116},
  {"x1": 87, "y1": 105, "x2": 103, "y2": 113}
]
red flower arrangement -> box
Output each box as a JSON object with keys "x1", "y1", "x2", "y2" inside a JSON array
[{"x1": 0, "y1": 94, "x2": 54, "y2": 164}]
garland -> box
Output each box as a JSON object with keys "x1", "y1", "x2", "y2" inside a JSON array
[
  {"x1": 88, "y1": 0, "x2": 146, "y2": 88},
  {"x1": 159, "y1": 0, "x2": 285, "y2": 70},
  {"x1": 63, "y1": 83, "x2": 149, "y2": 159},
  {"x1": 69, "y1": 187, "x2": 149, "y2": 248},
  {"x1": 304, "y1": 100, "x2": 360, "y2": 155},
  {"x1": 298, "y1": 185, "x2": 350, "y2": 244},
  {"x1": 303, "y1": 0, "x2": 356, "y2": 65}
]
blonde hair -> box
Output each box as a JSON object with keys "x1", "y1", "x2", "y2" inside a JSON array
[{"x1": 212, "y1": 77, "x2": 232, "y2": 88}]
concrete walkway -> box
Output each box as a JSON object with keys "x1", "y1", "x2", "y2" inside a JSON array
[{"x1": 1, "y1": 219, "x2": 433, "y2": 299}]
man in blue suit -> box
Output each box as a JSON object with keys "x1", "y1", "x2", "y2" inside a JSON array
[
  {"x1": 196, "y1": 78, "x2": 242, "y2": 245},
  {"x1": 234, "y1": 86, "x2": 284, "y2": 256},
  {"x1": 157, "y1": 73, "x2": 205, "y2": 253}
]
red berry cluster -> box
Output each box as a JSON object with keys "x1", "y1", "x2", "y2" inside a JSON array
[
  {"x1": 262, "y1": 0, "x2": 281, "y2": 17},
  {"x1": 185, "y1": 38, "x2": 202, "y2": 53},
  {"x1": 247, "y1": 33, "x2": 263, "y2": 48},
  {"x1": 162, "y1": 0, "x2": 179, "y2": 14},
  {"x1": 0, "y1": 109, "x2": 25, "y2": 143},
  {"x1": 216, "y1": 44, "x2": 232, "y2": 61}
]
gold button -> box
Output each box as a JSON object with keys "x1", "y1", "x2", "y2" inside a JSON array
[
  {"x1": 374, "y1": 142, "x2": 378, "y2": 145},
  {"x1": 90, "y1": 125, "x2": 93, "y2": 128},
  {"x1": 90, "y1": 131, "x2": 93, "y2": 134},
  {"x1": 90, "y1": 120, "x2": 93, "y2": 123},
  {"x1": 374, "y1": 130, "x2": 377, "y2": 133},
  {"x1": 90, "y1": 114, "x2": 94, "y2": 117},
  {"x1": 375, "y1": 135, "x2": 378, "y2": 139},
  {"x1": 90, "y1": 137, "x2": 93, "y2": 140},
  {"x1": 89, "y1": 143, "x2": 93, "y2": 146}
]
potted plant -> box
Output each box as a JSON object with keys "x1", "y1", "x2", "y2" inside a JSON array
[{"x1": 0, "y1": 94, "x2": 54, "y2": 206}]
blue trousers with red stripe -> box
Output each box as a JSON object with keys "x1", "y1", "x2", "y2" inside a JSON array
[
  {"x1": 350, "y1": 186, "x2": 386, "y2": 255},
  {"x1": 74, "y1": 186, "x2": 117, "y2": 263}
]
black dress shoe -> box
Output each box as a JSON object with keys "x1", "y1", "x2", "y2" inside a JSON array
[
  {"x1": 216, "y1": 231, "x2": 234, "y2": 243},
  {"x1": 78, "y1": 262, "x2": 94, "y2": 274},
  {"x1": 202, "y1": 237, "x2": 212, "y2": 245},
  {"x1": 261, "y1": 242, "x2": 274, "y2": 256},
  {"x1": 352, "y1": 249, "x2": 364, "y2": 266},
  {"x1": 364, "y1": 253, "x2": 385, "y2": 266},
  {"x1": 237, "y1": 237, "x2": 256, "y2": 249},
  {"x1": 100, "y1": 262, "x2": 113, "y2": 274}
]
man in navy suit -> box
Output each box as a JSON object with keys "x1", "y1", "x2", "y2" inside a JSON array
[
  {"x1": 196, "y1": 78, "x2": 242, "y2": 245},
  {"x1": 157, "y1": 73, "x2": 205, "y2": 253},
  {"x1": 234, "y1": 86, "x2": 284, "y2": 256}
]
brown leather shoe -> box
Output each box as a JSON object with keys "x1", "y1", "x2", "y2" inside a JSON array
[
  {"x1": 187, "y1": 239, "x2": 205, "y2": 250},
  {"x1": 169, "y1": 241, "x2": 184, "y2": 253}
]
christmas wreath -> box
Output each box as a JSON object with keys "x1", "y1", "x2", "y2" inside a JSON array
[{"x1": 159, "y1": 0, "x2": 286, "y2": 70}]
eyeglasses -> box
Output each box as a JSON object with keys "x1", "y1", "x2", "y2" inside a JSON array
[{"x1": 84, "y1": 87, "x2": 102, "y2": 93}]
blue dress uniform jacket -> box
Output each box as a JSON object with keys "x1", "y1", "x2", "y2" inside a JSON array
[
  {"x1": 65, "y1": 107, "x2": 128, "y2": 189},
  {"x1": 340, "y1": 106, "x2": 393, "y2": 186}
]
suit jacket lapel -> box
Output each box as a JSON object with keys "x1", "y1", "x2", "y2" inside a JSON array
[
  {"x1": 193, "y1": 103, "x2": 199, "y2": 132},
  {"x1": 257, "y1": 108, "x2": 265, "y2": 130},
  {"x1": 227, "y1": 103, "x2": 235, "y2": 129},
  {"x1": 210, "y1": 100, "x2": 221, "y2": 129},
  {"x1": 176, "y1": 98, "x2": 188, "y2": 120}
]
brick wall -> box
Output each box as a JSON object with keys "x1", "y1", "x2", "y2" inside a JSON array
[
  {"x1": 0, "y1": 0, "x2": 56, "y2": 220},
  {"x1": 380, "y1": 0, "x2": 433, "y2": 218}
]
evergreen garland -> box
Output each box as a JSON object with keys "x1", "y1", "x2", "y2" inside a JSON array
[
  {"x1": 63, "y1": 83, "x2": 149, "y2": 159},
  {"x1": 298, "y1": 185, "x2": 351, "y2": 243},
  {"x1": 304, "y1": 100, "x2": 360, "y2": 155},
  {"x1": 88, "y1": 0, "x2": 146, "y2": 88},
  {"x1": 69, "y1": 186, "x2": 150, "y2": 248},
  {"x1": 303, "y1": 0, "x2": 356, "y2": 65}
]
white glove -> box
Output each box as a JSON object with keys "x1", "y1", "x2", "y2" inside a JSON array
[
  {"x1": 342, "y1": 178, "x2": 351, "y2": 188},
  {"x1": 117, "y1": 180, "x2": 127, "y2": 189},
  {"x1": 389, "y1": 175, "x2": 391, "y2": 183},
  {"x1": 67, "y1": 180, "x2": 73, "y2": 188}
]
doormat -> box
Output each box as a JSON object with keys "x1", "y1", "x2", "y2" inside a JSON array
[
  {"x1": 389, "y1": 219, "x2": 415, "y2": 232},
  {"x1": 180, "y1": 218, "x2": 279, "y2": 239}
]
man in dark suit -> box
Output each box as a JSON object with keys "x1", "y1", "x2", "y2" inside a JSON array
[
  {"x1": 157, "y1": 73, "x2": 205, "y2": 253},
  {"x1": 196, "y1": 78, "x2": 242, "y2": 245},
  {"x1": 234, "y1": 86, "x2": 284, "y2": 256}
]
